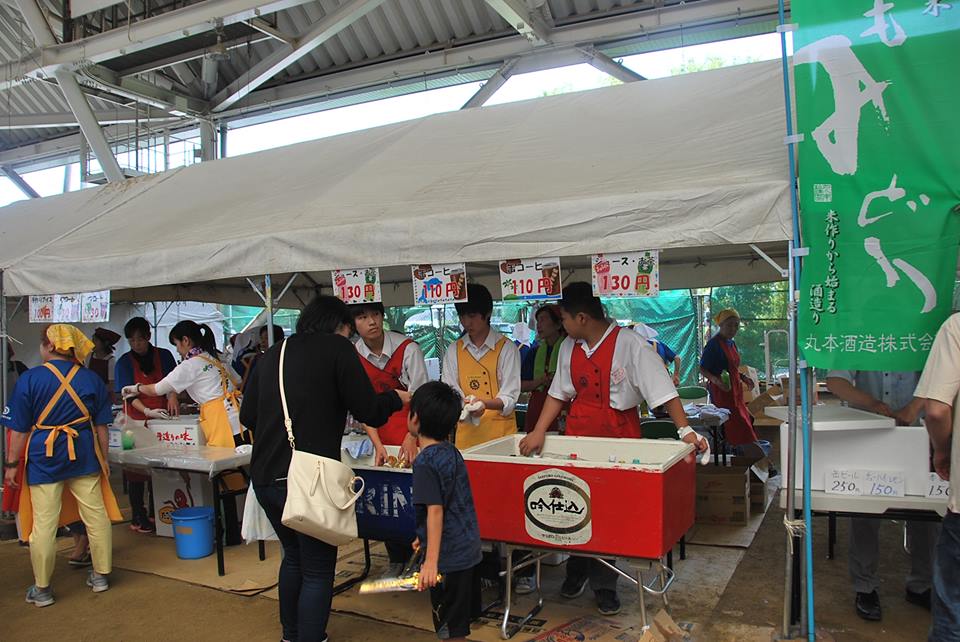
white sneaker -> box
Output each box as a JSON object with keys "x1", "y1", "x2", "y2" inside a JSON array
[
  {"x1": 86, "y1": 570, "x2": 109, "y2": 593},
  {"x1": 514, "y1": 575, "x2": 537, "y2": 595}
]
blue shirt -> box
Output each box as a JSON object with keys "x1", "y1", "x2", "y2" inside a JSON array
[
  {"x1": 412, "y1": 441, "x2": 482, "y2": 573},
  {"x1": 2, "y1": 359, "x2": 113, "y2": 485},
  {"x1": 520, "y1": 341, "x2": 558, "y2": 381},
  {"x1": 650, "y1": 340, "x2": 677, "y2": 366},
  {"x1": 700, "y1": 335, "x2": 735, "y2": 376},
  {"x1": 114, "y1": 347, "x2": 178, "y2": 391}
]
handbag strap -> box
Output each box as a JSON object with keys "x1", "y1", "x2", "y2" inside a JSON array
[{"x1": 279, "y1": 339, "x2": 296, "y2": 451}]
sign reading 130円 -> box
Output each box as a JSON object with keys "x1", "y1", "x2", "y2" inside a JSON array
[{"x1": 591, "y1": 251, "x2": 659, "y2": 298}]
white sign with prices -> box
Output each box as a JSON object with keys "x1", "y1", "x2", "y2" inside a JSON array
[
  {"x1": 30, "y1": 291, "x2": 111, "y2": 323},
  {"x1": 926, "y1": 473, "x2": 951, "y2": 499},
  {"x1": 411, "y1": 263, "x2": 468, "y2": 305},
  {"x1": 81, "y1": 290, "x2": 110, "y2": 323},
  {"x1": 332, "y1": 268, "x2": 381, "y2": 305},
  {"x1": 53, "y1": 294, "x2": 82, "y2": 323},
  {"x1": 591, "y1": 251, "x2": 659, "y2": 298},
  {"x1": 499, "y1": 257, "x2": 562, "y2": 301},
  {"x1": 28, "y1": 295, "x2": 54, "y2": 323},
  {"x1": 523, "y1": 468, "x2": 592, "y2": 546},
  {"x1": 826, "y1": 469, "x2": 905, "y2": 498}
]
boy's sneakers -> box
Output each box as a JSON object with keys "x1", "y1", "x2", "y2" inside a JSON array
[
  {"x1": 25, "y1": 585, "x2": 55, "y2": 607},
  {"x1": 596, "y1": 589, "x2": 621, "y2": 616},
  {"x1": 514, "y1": 575, "x2": 537, "y2": 595},
  {"x1": 86, "y1": 570, "x2": 110, "y2": 593},
  {"x1": 560, "y1": 575, "x2": 588, "y2": 599}
]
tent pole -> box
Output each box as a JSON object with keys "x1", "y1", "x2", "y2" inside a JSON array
[
  {"x1": 264, "y1": 275, "x2": 275, "y2": 348},
  {"x1": 0, "y1": 269, "x2": 7, "y2": 471}
]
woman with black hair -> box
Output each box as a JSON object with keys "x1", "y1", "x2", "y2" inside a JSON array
[
  {"x1": 121, "y1": 320, "x2": 244, "y2": 449},
  {"x1": 520, "y1": 304, "x2": 566, "y2": 433},
  {"x1": 240, "y1": 295, "x2": 409, "y2": 642}
]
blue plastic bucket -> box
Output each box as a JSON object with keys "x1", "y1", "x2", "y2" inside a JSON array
[{"x1": 171, "y1": 506, "x2": 215, "y2": 560}]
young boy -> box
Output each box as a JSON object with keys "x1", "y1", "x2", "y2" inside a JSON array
[
  {"x1": 520, "y1": 282, "x2": 707, "y2": 615},
  {"x1": 441, "y1": 283, "x2": 521, "y2": 450},
  {"x1": 409, "y1": 381, "x2": 482, "y2": 642},
  {"x1": 350, "y1": 301, "x2": 429, "y2": 573}
]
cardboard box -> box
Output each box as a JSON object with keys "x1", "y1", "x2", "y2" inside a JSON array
[
  {"x1": 731, "y1": 456, "x2": 770, "y2": 514},
  {"x1": 739, "y1": 365, "x2": 760, "y2": 403},
  {"x1": 151, "y1": 469, "x2": 215, "y2": 538},
  {"x1": 695, "y1": 466, "x2": 750, "y2": 525},
  {"x1": 148, "y1": 415, "x2": 205, "y2": 447}
]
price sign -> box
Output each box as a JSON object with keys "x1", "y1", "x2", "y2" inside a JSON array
[
  {"x1": 591, "y1": 251, "x2": 659, "y2": 298},
  {"x1": 29, "y1": 295, "x2": 54, "y2": 323},
  {"x1": 499, "y1": 257, "x2": 562, "y2": 301},
  {"x1": 926, "y1": 472, "x2": 951, "y2": 499},
  {"x1": 827, "y1": 469, "x2": 905, "y2": 497},
  {"x1": 53, "y1": 293, "x2": 81, "y2": 323},
  {"x1": 81, "y1": 290, "x2": 110, "y2": 323},
  {"x1": 411, "y1": 263, "x2": 468, "y2": 305},
  {"x1": 332, "y1": 268, "x2": 381, "y2": 305}
]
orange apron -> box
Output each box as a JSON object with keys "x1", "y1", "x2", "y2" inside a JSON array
[
  {"x1": 18, "y1": 363, "x2": 122, "y2": 541},
  {"x1": 195, "y1": 356, "x2": 245, "y2": 448},
  {"x1": 455, "y1": 337, "x2": 518, "y2": 450}
]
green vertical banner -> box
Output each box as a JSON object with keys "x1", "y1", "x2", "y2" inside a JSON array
[{"x1": 794, "y1": 0, "x2": 960, "y2": 370}]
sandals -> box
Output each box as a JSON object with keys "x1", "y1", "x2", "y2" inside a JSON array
[{"x1": 68, "y1": 552, "x2": 92, "y2": 568}]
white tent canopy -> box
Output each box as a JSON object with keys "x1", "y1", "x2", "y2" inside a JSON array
[{"x1": 0, "y1": 60, "x2": 792, "y2": 307}]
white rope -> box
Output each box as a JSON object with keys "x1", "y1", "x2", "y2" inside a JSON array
[{"x1": 783, "y1": 516, "x2": 807, "y2": 555}]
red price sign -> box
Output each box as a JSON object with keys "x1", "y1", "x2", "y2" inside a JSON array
[
  {"x1": 591, "y1": 251, "x2": 659, "y2": 298},
  {"x1": 331, "y1": 268, "x2": 381, "y2": 305}
]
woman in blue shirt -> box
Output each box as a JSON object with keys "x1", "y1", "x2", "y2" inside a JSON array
[{"x1": 2, "y1": 325, "x2": 122, "y2": 607}]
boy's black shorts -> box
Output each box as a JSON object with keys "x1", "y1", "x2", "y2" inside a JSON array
[{"x1": 429, "y1": 564, "x2": 480, "y2": 640}]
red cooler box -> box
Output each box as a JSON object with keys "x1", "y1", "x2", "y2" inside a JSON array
[{"x1": 463, "y1": 435, "x2": 695, "y2": 559}]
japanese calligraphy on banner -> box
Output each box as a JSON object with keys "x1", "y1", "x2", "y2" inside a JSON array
[
  {"x1": 590, "y1": 251, "x2": 659, "y2": 298},
  {"x1": 499, "y1": 257, "x2": 562, "y2": 301},
  {"x1": 332, "y1": 268, "x2": 381, "y2": 305},
  {"x1": 411, "y1": 263, "x2": 468, "y2": 305},
  {"x1": 795, "y1": 0, "x2": 960, "y2": 369},
  {"x1": 81, "y1": 291, "x2": 110, "y2": 323}
]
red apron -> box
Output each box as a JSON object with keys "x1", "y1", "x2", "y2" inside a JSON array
[
  {"x1": 706, "y1": 338, "x2": 758, "y2": 446},
  {"x1": 565, "y1": 327, "x2": 643, "y2": 439},
  {"x1": 88, "y1": 356, "x2": 110, "y2": 385},
  {"x1": 359, "y1": 339, "x2": 413, "y2": 446},
  {"x1": 126, "y1": 349, "x2": 167, "y2": 421}
]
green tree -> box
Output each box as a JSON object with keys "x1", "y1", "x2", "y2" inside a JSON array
[
  {"x1": 671, "y1": 54, "x2": 760, "y2": 76},
  {"x1": 710, "y1": 282, "x2": 789, "y2": 381}
]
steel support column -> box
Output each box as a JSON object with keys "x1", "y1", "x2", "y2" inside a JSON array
[
  {"x1": 461, "y1": 58, "x2": 517, "y2": 109},
  {"x1": 1, "y1": 166, "x2": 39, "y2": 198},
  {"x1": 577, "y1": 45, "x2": 645, "y2": 82}
]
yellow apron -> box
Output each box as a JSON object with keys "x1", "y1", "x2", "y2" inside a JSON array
[
  {"x1": 455, "y1": 337, "x2": 518, "y2": 450},
  {"x1": 18, "y1": 363, "x2": 122, "y2": 541},
  {"x1": 195, "y1": 356, "x2": 245, "y2": 449}
]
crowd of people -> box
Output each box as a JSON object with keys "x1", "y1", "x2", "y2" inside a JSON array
[{"x1": 2, "y1": 286, "x2": 958, "y2": 641}]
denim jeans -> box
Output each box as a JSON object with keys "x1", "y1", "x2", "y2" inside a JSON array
[
  {"x1": 930, "y1": 512, "x2": 960, "y2": 642},
  {"x1": 256, "y1": 483, "x2": 338, "y2": 642}
]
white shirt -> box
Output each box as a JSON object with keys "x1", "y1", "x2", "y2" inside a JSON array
[
  {"x1": 354, "y1": 330, "x2": 429, "y2": 393},
  {"x1": 155, "y1": 354, "x2": 243, "y2": 434},
  {"x1": 442, "y1": 328, "x2": 521, "y2": 416},
  {"x1": 548, "y1": 324, "x2": 678, "y2": 411}
]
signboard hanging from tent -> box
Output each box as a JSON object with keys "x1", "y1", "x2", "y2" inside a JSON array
[
  {"x1": 411, "y1": 263, "x2": 468, "y2": 305},
  {"x1": 499, "y1": 257, "x2": 562, "y2": 301},
  {"x1": 81, "y1": 291, "x2": 110, "y2": 323},
  {"x1": 29, "y1": 291, "x2": 110, "y2": 323},
  {"x1": 332, "y1": 268, "x2": 381, "y2": 305},
  {"x1": 590, "y1": 251, "x2": 659, "y2": 298},
  {"x1": 794, "y1": 0, "x2": 960, "y2": 370}
]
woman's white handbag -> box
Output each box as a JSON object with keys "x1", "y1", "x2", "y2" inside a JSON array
[{"x1": 278, "y1": 339, "x2": 364, "y2": 546}]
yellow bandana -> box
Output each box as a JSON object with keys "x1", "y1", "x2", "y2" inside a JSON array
[
  {"x1": 713, "y1": 308, "x2": 741, "y2": 326},
  {"x1": 46, "y1": 324, "x2": 94, "y2": 364}
]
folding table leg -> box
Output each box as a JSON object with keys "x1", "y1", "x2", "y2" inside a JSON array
[
  {"x1": 213, "y1": 475, "x2": 225, "y2": 577},
  {"x1": 828, "y1": 513, "x2": 836, "y2": 560},
  {"x1": 258, "y1": 540, "x2": 266, "y2": 561},
  {"x1": 680, "y1": 535, "x2": 686, "y2": 560},
  {"x1": 499, "y1": 546, "x2": 544, "y2": 640},
  {"x1": 332, "y1": 539, "x2": 372, "y2": 596}
]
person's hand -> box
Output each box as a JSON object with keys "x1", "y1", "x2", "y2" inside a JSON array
[
  {"x1": 374, "y1": 445, "x2": 389, "y2": 467},
  {"x1": 717, "y1": 380, "x2": 732, "y2": 393},
  {"x1": 143, "y1": 408, "x2": 170, "y2": 420},
  {"x1": 681, "y1": 431, "x2": 708, "y2": 454},
  {"x1": 121, "y1": 385, "x2": 139, "y2": 400},
  {"x1": 4, "y1": 465, "x2": 19, "y2": 490},
  {"x1": 418, "y1": 559, "x2": 440, "y2": 591},
  {"x1": 166, "y1": 397, "x2": 180, "y2": 417},
  {"x1": 894, "y1": 408, "x2": 915, "y2": 426},
  {"x1": 672, "y1": 373, "x2": 680, "y2": 387},
  {"x1": 395, "y1": 389, "x2": 412, "y2": 406},
  {"x1": 412, "y1": 537, "x2": 420, "y2": 553},
  {"x1": 740, "y1": 374, "x2": 755, "y2": 389},
  {"x1": 519, "y1": 430, "x2": 545, "y2": 456},
  {"x1": 470, "y1": 403, "x2": 486, "y2": 419},
  {"x1": 934, "y1": 448, "x2": 951, "y2": 481},
  {"x1": 869, "y1": 400, "x2": 893, "y2": 417},
  {"x1": 400, "y1": 433, "x2": 419, "y2": 465}
]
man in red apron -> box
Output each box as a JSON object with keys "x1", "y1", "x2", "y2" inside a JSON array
[
  {"x1": 114, "y1": 317, "x2": 179, "y2": 533},
  {"x1": 520, "y1": 283, "x2": 707, "y2": 615},
  {"x1": 699, "y1": 309, "x2": 760, "y2": 449},
  {"x1": 349, "y1": 302, "x2": 429, "y2": 573}
]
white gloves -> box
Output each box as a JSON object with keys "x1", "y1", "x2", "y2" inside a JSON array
[
  {"x1": 460, "y1": 395, "x2": 486, "y2": 425},
  {"x1": 678, "y1": 426, "x2": 712, "y2": 466},
  {"x1": 121, "y1": 385, "x2": 139, "y2": 400},
  {"x1": 143, "y1": 408, "x2": 170, "y2": 420}
]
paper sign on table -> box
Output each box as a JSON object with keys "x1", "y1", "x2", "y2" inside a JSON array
[
  {"x1": 591, "y1": 251, "x2": 659, "y2": 298},
  {"x1": 29, "y1": 295, "x2": 54, "y2": 323},
  {"x1": 332, "y1": 268, "x2": 381, "y2": 304},
  {"x1": 411, "y1": 263, "x2": 467, "y2": 305},
  {"x1": 81, "y1": 290, "x2": 110, "y2": 323},
  {"x1": 827, "y1": 469, "x2": 905, "y2": 498},
  {"x1": 53, "y1": 294, "x2": 81, "y2": 323},
  {"x1": 499, "y1": 257, "x2": 562, "y2": 301},
  {"x1": 926, "y1": 472, "x2": 951, "y2": 499}
]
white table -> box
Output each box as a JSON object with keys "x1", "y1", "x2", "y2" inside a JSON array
[
  {"x1": 109, "y1": 445, "x2": 260, "y2": 576},
  {"x1": 765, "y1": 404, "x2": 895, "y2": 431}
]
